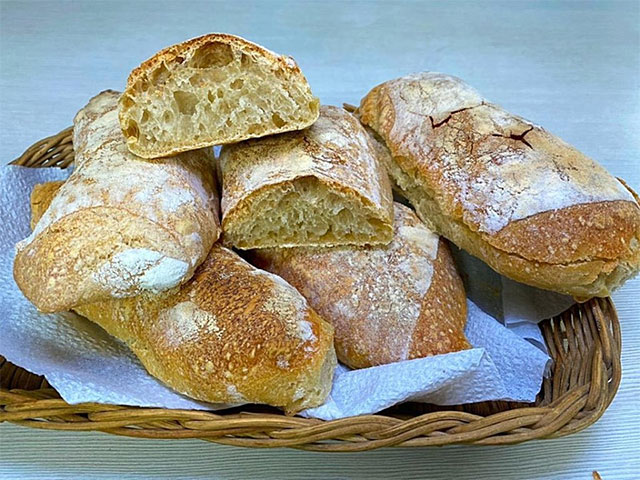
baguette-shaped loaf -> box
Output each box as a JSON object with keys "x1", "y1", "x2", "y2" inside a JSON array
[
  {"x1": 359, "y1": 73, "x2": 640, "y2": 299},
  {"x1": 251, "y1": 203, "x2": 470, "y2": 369},
  {"x1": 219, "y1": 105, "x2": 394, "y2": 249},
  {"x1": 30, "y1": 182, "x2": 336, "y2": 414},
  {"x1": 119, "y1": 33, "x2": 320, "y2": 158},
  {"x1": 14, "y1": 91, "x2": 220, "y2": 313}
]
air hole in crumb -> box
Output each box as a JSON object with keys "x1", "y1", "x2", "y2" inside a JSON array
[
  {"x1": 240, "y1": 53, "x2": 251, "y2": 67},
  {"x1": 217, "y1": 90, "x2": 224, "y2": 98},
  {"x1": 162, "y1": 110, "x2": 173, "y2": 123},
  {"x1": 141, "y1": 110, "x2": 150, "y2": 123},
  {"x1": 189, "y1": 73, "x2": 202, "y2": 87},
  {"x1": 190, "y1": 42, "x2": 234, "y2": 68},
  {"x1": 121, "y1": 95, "x2": 135, "y2": 109},
  {"x1": 207, "y1": 91, "x2": 215, "y2": 102},
  {"x1": 225, "y1": 118, "x2": 233, "y2": 127},
  {"x1": 134, "y1": 80, "x2": 148, "y2": 93},
  {"x1": 124, "y1": 120, "x2": 139, "y2": 140},
  {"x1": 247, "y1": 124, "x2": 262, "y2": 135},
  {"x1": 272, "y1": 112, "x2": 286, "y2": 128},
  {"x1": 230, "y1": 78, "x2": 244, "y2": 90},
  {"x1": 174, "y1": 91, "x2": 199, "y2": 115},
  {"x1": 149, "y1": 63, "x2": 170, "y2": 85}
]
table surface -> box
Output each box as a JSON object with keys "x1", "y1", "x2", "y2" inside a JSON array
[{"x1": 1, "y1": 1, "x2": 639, "y2": 479}]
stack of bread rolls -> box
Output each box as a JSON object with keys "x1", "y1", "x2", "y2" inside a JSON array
[{"x1": 14, "y1": 34, "x2": 640, "y2": 414}]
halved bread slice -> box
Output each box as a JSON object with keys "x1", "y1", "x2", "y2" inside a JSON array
[
  {"x1": 219, "y1": 105, "x2": 394, "y2": 249},
  {"x1": 119, "y1": 33, "x2": 320, "y2": 158}
]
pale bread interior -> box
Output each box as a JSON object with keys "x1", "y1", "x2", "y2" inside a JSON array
[
  {"x1": 224, "y1": 176, "x2": 393, "y2": 249},
  {"x1": 120, "y1": 41, "x2": 320, "y2": 157}
]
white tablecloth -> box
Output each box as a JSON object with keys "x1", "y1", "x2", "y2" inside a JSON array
[{"x1": 1, "y1": 1, "x2": 638, "y2": 478}]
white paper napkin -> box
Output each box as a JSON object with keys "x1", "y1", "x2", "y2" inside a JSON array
[{"x1": 301, "y1": 300, "x2": 550, "y2": 420}]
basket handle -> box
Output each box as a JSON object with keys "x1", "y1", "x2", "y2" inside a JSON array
[{"x1": 10, "y1": 126, "x2": 75, "y2": 169}]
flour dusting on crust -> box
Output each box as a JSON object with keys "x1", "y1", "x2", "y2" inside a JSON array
[
  {"x1": 17, "y1": 90, "x2": 219, "y2": 300},
  {"x1": 373, "y1": 72, "x2": 635, "y2": 234},
  {"x1": 220, "y1": 105, "x2": 392, "y2": 218},
  {"x1": 158, "y1": 301, "x2": 224, "y2": 348},
  {"x1": 254, "y1": 203, "x2": 440, "y2": 363},
  {"x1": 93, "y1": 249, "x2": 189, "y2": 298},
  {"x1": 257, "y1": 270, "x2": 316, "y2": 342}
]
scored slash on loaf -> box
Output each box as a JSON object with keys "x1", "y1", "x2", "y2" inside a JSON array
[
  {"x1": 251, "y1": 203, "x2": 470, "y2": 369},
  {"x1": 14, "y1": 90, "x2": 221, "y2": 313},
  {"x1": 358, "y1": 72, "x2": 640, "y2": 299},
  {"x1": 219, "y1": 105, "x2": 394, "y2": 249},
  {"x1": 119, "y1": 33, "x2": 320, "y2": 158},
  {"x1": 30, "y1": 182, "x2": 336, "y2": 414}
]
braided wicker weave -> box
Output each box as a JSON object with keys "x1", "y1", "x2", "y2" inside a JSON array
[{"x1": 1, "y1": 129, "x2": 622, "y2": 451}]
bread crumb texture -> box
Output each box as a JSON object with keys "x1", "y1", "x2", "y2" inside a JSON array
[
  {"x1": 119, "y1": 33, "x2": 320, "y2": 157},
  {"x1": 220, "y1": 105, "x2": 394, "y2": 249}
]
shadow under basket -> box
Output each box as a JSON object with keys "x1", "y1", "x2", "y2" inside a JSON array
[{"x1": 1, "y1": 128, "x2": 622, "y2": 451}]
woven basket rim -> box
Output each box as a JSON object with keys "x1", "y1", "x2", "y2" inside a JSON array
[{"x1": 0, "y1": 129, "x2": 623, "y2": 451}]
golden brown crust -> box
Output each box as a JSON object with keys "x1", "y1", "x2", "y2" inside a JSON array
[
  {"x1": 387, "y1": 153, "x2": 640, "y2": 299},
  {"x1": 126, "y1": 33, "x2": 304, "y2": 91},
  {"x1": 250, "y1": 203, "x2": 470, "y2": 369},
  {"x1": 77, "y1": 245, "x2": 335, "y2": 414},
  {"x1": 15, "y1": 206, "x2": 188, "y2": 312},
  {"x1": 78, "y1": 245, "x2": 335, "y2": 413},
  {"x1": 29, "y1": 181, "x2": 64, "y2": 230},
  {"x1": 14, "y1": 91, "x2": 220, "y2": 313},
  {"x1": 409, "y1": 240, "x2": 470, "y2": 358},
  {"x1": 359, "y1": 72, "x2": 640, "y2": 298},
  {"x1": 30, "y1": 181, "x2": 335, "y2": 412},
  {"x1": 489, "y1": 201, "x2": 640, "y2": 264}
]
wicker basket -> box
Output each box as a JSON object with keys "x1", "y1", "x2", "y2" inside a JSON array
[{"x1": 0, "y1": 129, "x2": 622, "y2": 451}]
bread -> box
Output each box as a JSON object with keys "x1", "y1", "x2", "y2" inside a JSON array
[
  {"x1": 29, "y1": 181, "x2": 64, "y2": 231},
  {"x1": 250, "y1": 203, "x2": 470, "y2": 369},
  {"x1": 30, "y1": 182, "x2": 336, "y2": 414},
  {"x1": 119, "y1": 33, "x2": 320, "y2": 158},
  {"x1": 358, "y1": 72, "x2": 640, "y2": 299},
  {"x1": 14, "y1": 91, "x2": 220, "y2": 313},
  {"x1": 219, "y1": 105, "x2": 394, "y2": 250}
]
